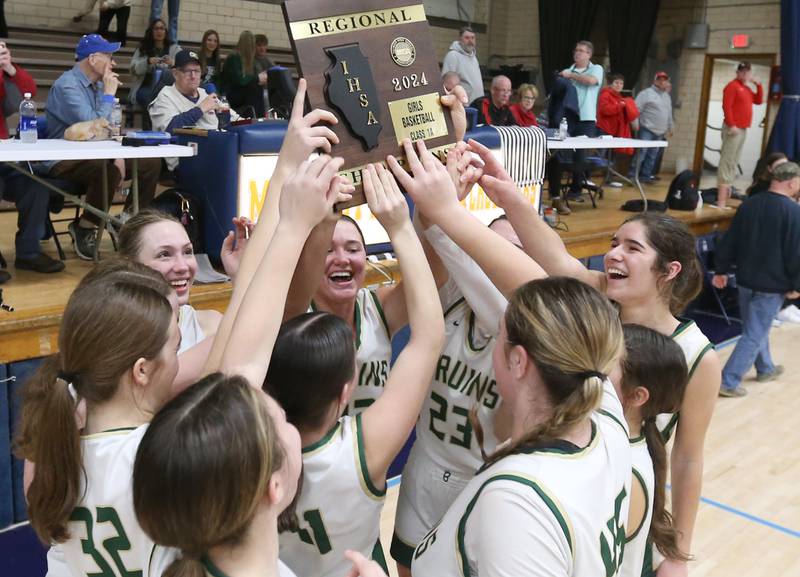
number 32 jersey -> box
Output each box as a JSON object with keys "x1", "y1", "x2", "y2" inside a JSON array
[
  {"x1": 411, "y1": 380, "x2": 632, "y2": 577},
  {"x1": 54, "y1": 426, "x2": 176, "y2": 577}
]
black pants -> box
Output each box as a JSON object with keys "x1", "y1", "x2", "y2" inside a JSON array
[
  {"x1": 98, "y1": 6, "x2": 131, "y2": 46},
  {"x1": 227, "y1": 79, "x2": 266, "y2": 118},
  {"x1": 568, "y1": 120, "x2": 598, "y2": 195}
]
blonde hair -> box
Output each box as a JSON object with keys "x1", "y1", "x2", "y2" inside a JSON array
[
  {"x1": 134, "y1": 375, "x2": 286, "y2": 577},
  {"x1": 516, "y1": 83, "x2": 539, "y2": 101},
  {"x1": 236, "y1": 30, "x2": 256, "y2": 75},
  {"x1": 474, "y1": 277, "x2": 624, "y2": 463}
]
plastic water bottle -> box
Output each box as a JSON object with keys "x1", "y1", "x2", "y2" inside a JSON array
[
  {"x1": 19, "y1": 93, "x2": 37, "y2": 144},
  {"x1": 111, "y1": 98, "x2": 122, "y2": 137},
  {"x1": 559, "y1": 117, "x2": 569, "y2": 140}
]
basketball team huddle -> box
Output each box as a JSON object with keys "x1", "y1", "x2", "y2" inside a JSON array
[{"x1": 16, "y1": 79, "x2": 719, "y2": 577}]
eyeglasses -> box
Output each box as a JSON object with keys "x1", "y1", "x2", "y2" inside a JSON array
[
  {"x1": 493, "y1": 88, "x2": 512, "y2": 94},
  {"x1": 521, "y1": 96, "x2": 536, "y2": 101},
  {"x1": 180, "y1": 68, "x2": 202, "y2": 76}
]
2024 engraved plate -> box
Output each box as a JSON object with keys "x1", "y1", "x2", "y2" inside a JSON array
[{"x1": 283, "y1": 1, "x2": 456, "y2": 206}]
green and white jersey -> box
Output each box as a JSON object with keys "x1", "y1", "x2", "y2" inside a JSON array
[
  {"x1": 279, "y1": 414, "x2": 386, "y2": 577},
  {"x1": 658, "y1": 318, "x2": 714, "y2": 440},
  {"x1": 620, "y1": 436, "x2": 654, "y2": 577},
  {"x1": 415, "y1": 278, "x2": 500, "y2": 475},
  {"x1": 411, "y1": 380, "x2": 632, "y2": 577},
  {"x1": 57, "y1": 426, "x2": 176, "y2": 577},
  {"x1": 312, "y1": 288, "x2": 392, "y2": 415},
  {"x1": 178, "y1": 304, "x2": 205, "y2": 354},
  {"x1": 202, "y1": 557, "x2": 298, "y2": 577}
]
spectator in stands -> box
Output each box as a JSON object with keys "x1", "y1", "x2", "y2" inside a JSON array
[
  {"x1": 130, "y1": 18, "x2": 181, "y2": 109},
  {"x1": 470, "y1": 75, "x2": 516, "y2": 126},
  {"x1": 560, "y1": 40, "x2": 603, "y2": 198},
  {"x1": 150, "y1": 0, "x2": 180, "y2": 44},
  {"x1": 597, "y1": 73, "x2": 638, "y2": 188},
  {"x1": 0, "y1": 45, "x2": 64, "y2": 279},
  {"x1": 442, "y1": 27, "x2": 484, "y2": 103},
  {"x1": 713, "y1": 162, "x2": 800, "y2": 397},
  {"x1": 199, "y1": 29, "x2": 220, "y2": 88},
  {"x1": 546, "y1": 74, "x2": 581, "y2": 215},
  {"x1": 747, "y1": 151, "x2": 788, "y2": 197},
  {"x1": 509, "y1": 83, "x2": 538, "y2": 127},
  {"x1": 149, "y1": 49, "x2": 239, "y2": 174},
  {"x1": 254, "y1": 34, "x2": 274, "y2": 114},
  {"x1": 717, "y1": 62, "x2": 764, "y2": 209},
  {"x1": 219, "y1": 30, "x2": 267, "y2": 118},
  {"x1": 630, "y1": 71, "x2": 673, "y2": 183},
  {"x1": 46, "y1": 34, "x2": 161, "y2": 260},
  {"x1": 72, "y1": 0, "x2": 132, "y2": 47}
]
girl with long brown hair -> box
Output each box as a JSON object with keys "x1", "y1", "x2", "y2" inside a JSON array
[
  {"x1": 219, "y1": 30, "x2": 267, "y2": 117},
  {"x1": 614, "y1": 325, "x2": 691, "y2": 577}
]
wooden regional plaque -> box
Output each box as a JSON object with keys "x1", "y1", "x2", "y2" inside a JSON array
[{"x1": 283, "y1": 0, "x2": 456, "y2": 206}]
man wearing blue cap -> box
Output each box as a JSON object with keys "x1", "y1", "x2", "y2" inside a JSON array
[{"x1": 45, "y1": 34, "x2": 161, "y2": 260}]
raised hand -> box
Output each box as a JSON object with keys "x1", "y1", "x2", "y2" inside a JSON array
[
  {"x1": 221, "y1": 216, "x2": 255, "y2": 280},
  {"x1": 466, "y1": 138, "x2": 522, "y2": 209},
  {"x1": 440, "y1": 83, "x2": 469, "y2": 141},
  {"x1": 387, "y1": 138, "x2": 460, "y2": 222},
  {"x1": 446, "y1": 142, "x2": 483, "y2": 202},
  {"x1": 280, "y1": 155, "x2": 348, "y2": 232},
  {"x1": 362, "y1": 163, "x2": 410, "y2": 235},
  {"x1": 102, "y1": 64, "x2": 120, "y2": 96},
  {"x1": 278, "y1": 78, "x2": 340, "y2": 170}
]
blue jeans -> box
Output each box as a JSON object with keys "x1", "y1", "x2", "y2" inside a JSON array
[
  {"x1": 630, "y1": 126, "x2": 664, "y2": 179},
  {"x1": 150, "y1": 0, "x2": 180, "y2": 42},
  {"x1": 721, "y1": 287, "x2": 784, "y2": 390},
  {"x1": 0, "y1": 164, "x2": 49, "y2": 260}
]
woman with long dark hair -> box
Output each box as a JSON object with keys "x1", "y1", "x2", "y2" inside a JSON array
[{"x1": 129, "y1": 18, "x2": 180, "y2": 107}]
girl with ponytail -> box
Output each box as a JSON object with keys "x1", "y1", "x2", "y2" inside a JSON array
[
  {"x1": 445, "y1": 138, "x2": 721, "y2": 576},
  {"x1": 410, "y1": 276, "x2": 630, "y2": 577},
  {"x1": 615, "y1": 325, "x2": 691, "y2": 577}
]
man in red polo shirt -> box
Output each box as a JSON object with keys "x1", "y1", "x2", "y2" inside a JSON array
[{"x1": 717, "y1": 61, "x2": 763, "y2": 208}]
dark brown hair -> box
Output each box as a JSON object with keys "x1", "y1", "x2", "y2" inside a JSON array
[
  {"x1": 118, "y1": 209, "x2": 184, "y2": 260},
  {"x1": 199, "y1": 29, "x2": 220, "y2": 76},
  {"x1": 264, "y1": 312, "x2": 355, "y2": 431},
  {"x1": 15, "y1": 260, "x2": 172, "y2": 543},
  {"x1": 620, "y1": 324, "x2": 690, "y2": 562},
  {"x1": 622, "y1": 213, "x2": 703, "y2": 314},
  {"x1": 473, "y1": 277, "x2": 624, "y2": 465},
  {"x1": 134, "y1": 374, "x2": 285, "y2": 577}
]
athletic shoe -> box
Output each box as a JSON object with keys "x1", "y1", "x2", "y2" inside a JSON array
[
  {"x1": 552, "y1": 198, "x2": 571, "y2": 215},
  {"x1": 777, "y1": 304, "x2": 800, "y2": 324},
  {"x1": 68, "y1": 221, "x2": 98, "y2": 261},
  {"x1": 15, "y1": 253, "x2": 65, "y2": 274},
  {"x1": 606, "y1": 181, "x2": 623, "y2": 188},
  {"x1": 718, "y1": 386, "x2": 747, "y2": 397},
  {"x1": 756, "y1": 365, "x2": 784, "y2": 383}
]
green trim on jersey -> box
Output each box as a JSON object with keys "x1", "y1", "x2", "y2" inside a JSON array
[
  {"x1": 660, "y1": 413, "x2": 679, "y2": 442},
  {"x1": 629, "y1": 433, "x2": 646, "y2": 444},
  {"x1": 80, "y1": 427, "x2": 138, "y2": 440},
  {"x1": 456, "y1": 473, "x2": 574, "y2": 576},
  {"x1": 371, "y1": 538, "x2": 390, "y2": 573},
  {"x1": 369, "y1": 289, "x2": 391, "y2": 338},
  {"x1": 626, "y1": 467, "x2": 650, "y2": 543},
  {"x1": 465, "y1": 311, "x2": 490, "y2": 353},
  {"x1": 202, "y1": 556, "x2": 230, "y2": 577},
  {"x1": 514, "y1": 420, "x2": 598, "y2": 458},
  {"x1": 353, "y1": 413, "x2": 387, "y2": 500},
  {"x1": 669, "y1": 318, "x2": 693, "y2": 339},
  {"x1": 443, "y1": 297, "x2": 466, "y2": 319},
  {"x1": 354, "y1": 297, "x2": 363, "y2": 349},
  {"x1": 641, "y1": 542, "x2": 656, "y2": 577},
  {"x1": 597, "y1": 409, "x2": 628, "y2": 435},
  {"x1": 302, "y1": 421, "x2": 342, "y2": 455},
  {"x1": 688, "y1": 342, "x2": 714, "y2": 380}
]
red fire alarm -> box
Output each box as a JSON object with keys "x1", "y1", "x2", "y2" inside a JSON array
[{"x1": 732, "y1": 34, "x2": 750, "y2": 48}]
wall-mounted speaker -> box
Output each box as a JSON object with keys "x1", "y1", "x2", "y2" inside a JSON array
[{"x1": 685, "y1": 23, "x2": 709, "y2": 49}]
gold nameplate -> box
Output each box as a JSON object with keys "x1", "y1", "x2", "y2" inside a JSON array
[
  {"x1": 289, "y1": 4, "x2": 427, "y2": 40},
  {"x1": 387, "y1": 92, "x2": 448, "y2": 144}
]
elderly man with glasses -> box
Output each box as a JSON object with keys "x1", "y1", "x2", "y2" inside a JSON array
[
  {"x1": 149, "y1": 49, "x2": 239, "y2": 175},
  {"x1": 470, "y1": 74, "x2": 517, "y2": 126}
]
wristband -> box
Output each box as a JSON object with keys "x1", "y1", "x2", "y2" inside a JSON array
[{"x1": 102, "y1": 94, "x2": 115, "y2": 104}]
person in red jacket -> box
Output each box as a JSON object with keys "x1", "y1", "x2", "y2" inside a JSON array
[
  {"x1": 0, "y1": 41, "x2": 37, "y2": 139},
  {"x1": 509, "y1": 83, "x2": 538, "y2": 127},
  {"x1": 717, "y1": 61, "x2": 764, "y2": 209},
  {"x1": 596, "y1": 73, "x2": 638, "y2": 187},
  {"x1": 0, "y1": 42, "x2": 64, "y2": 283},
  {"x1": 596, "y1": 73, "x2": 638, "y2": 152}
]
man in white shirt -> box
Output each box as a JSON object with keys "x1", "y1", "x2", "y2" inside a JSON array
[{"x1": 441, "y1": 27, "x2": 484, "y2": 103}]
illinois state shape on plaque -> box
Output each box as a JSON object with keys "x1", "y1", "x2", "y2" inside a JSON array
[
  {"x1": 283, "y1": 0, "x2": 456, "y2": 206},
  {"x1": 325, "y1": 44, "x2": 382, "y2": 150}
]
